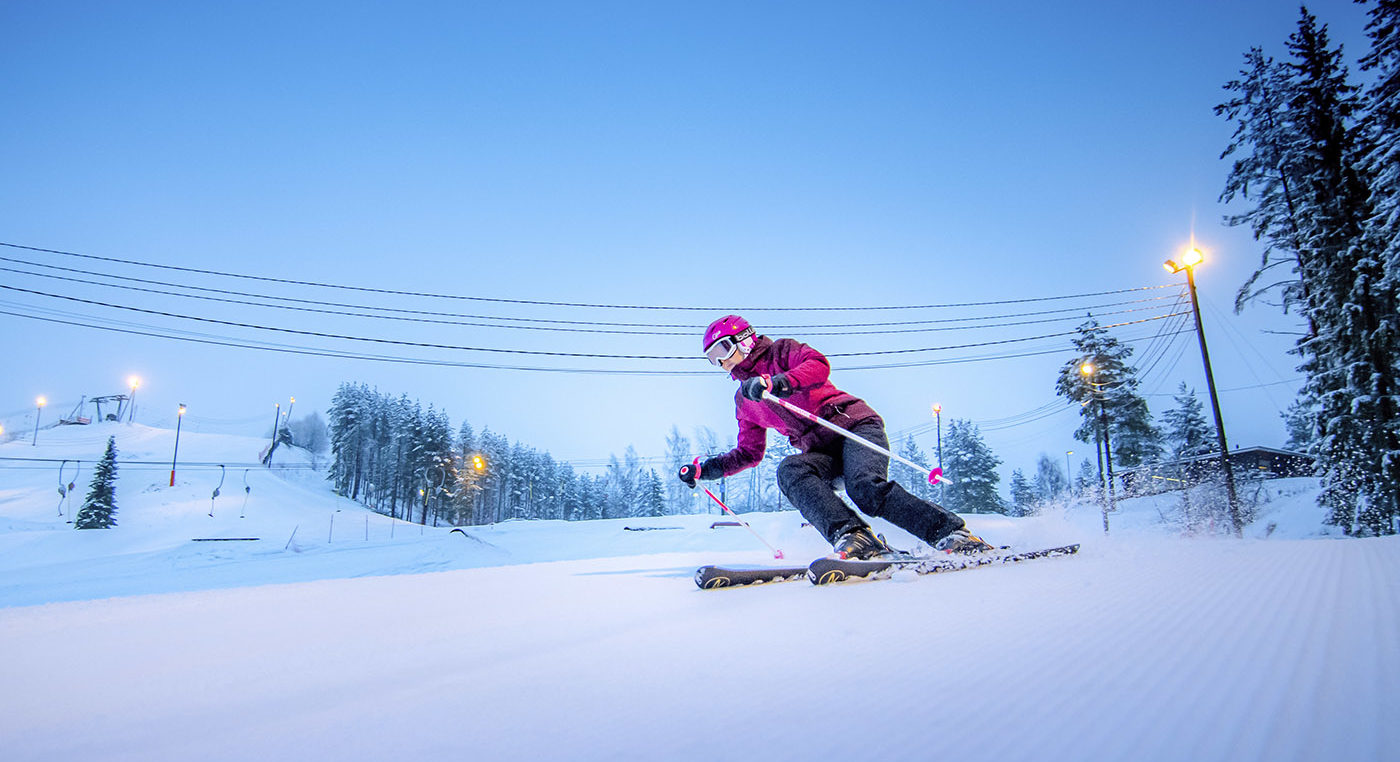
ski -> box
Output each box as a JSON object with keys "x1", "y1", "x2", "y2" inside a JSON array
[
  {"x1": 695, "y1": 564, "x2": 810, "y2": 589},
  {"x1": 807, "y1": 543, "x2": 1081, "y2": 585}
]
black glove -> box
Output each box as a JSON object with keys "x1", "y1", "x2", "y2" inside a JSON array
[
  {"x1": 678, "y1": 459, "x2": 721, "y2": 488},
  {"x1": 740, "y1": 374, "x2": 793, "y2": 401}
]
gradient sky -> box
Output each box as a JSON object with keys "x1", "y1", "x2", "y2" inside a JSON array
[{"x1": 0, "y1": 1, "x2": 1376, "y2": 487}]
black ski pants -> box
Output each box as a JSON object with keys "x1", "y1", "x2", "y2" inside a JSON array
[{"x1": 776, "y1": 416, "x2": 964, "y2": 546}]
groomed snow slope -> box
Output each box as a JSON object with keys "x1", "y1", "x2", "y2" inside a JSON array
[{"x1": 1, "y1": 423, "x2": 1397, "y2": 761}]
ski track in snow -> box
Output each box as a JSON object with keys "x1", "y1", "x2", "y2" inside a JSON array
[
  {"x1": 1, "y1": 539, "x2": 1395, "y2": 762},
  {"x1": 0, "y1": 426, "x2": 1397, "y2": 761}
]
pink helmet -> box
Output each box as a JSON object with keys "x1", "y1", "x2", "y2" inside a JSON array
[{"x1": 702, "y1": 315, "x2": 756, "y2": 365}]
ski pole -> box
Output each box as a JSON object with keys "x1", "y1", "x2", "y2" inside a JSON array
[
  {"x1": 692, "y1": 459, "x2": 784, "y2": 559},
  {"x1": 761, "y1": 390, "x2": 950, "y2": 486}
]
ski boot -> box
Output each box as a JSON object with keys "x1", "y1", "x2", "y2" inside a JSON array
[
  {"x1": 830, "y1": 526, "x2": 893, "y2": 560},
  {"x1": 934, "y1": 528, "x2": 995, "y2": 555}
]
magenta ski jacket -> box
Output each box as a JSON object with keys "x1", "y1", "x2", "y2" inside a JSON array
[{"x1": 703, "y1": 336, "x2": 879, "y2": 478}]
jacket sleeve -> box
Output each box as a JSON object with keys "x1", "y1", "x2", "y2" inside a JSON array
[
  {"x1": 778, "y1": 339, "x2": 832, "y2": 391},
  {"x1": 703, "y1": 403, "x2": 768, "y2": 477}
]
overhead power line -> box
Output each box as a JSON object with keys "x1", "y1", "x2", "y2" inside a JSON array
[
  {"x1": 0, "y1": 261, "x2": 1185, "y2": 337},
  {"x1": 0, "y1": 303, "x2": 1197, "y2": 376},
  {"x1": 0, "y1": 282, "x2": 1192, "y2": 361},
  {"x1": 0, "y1": 252, "x2": 1186, "y2": 330},
  {"x1": 1, "y1": 240, "x2": 1179, "y2": 312}
]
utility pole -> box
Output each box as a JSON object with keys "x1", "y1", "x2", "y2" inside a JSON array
[{"x1": 1165, "y1": 248, "x2": 1243, "y2": 537}]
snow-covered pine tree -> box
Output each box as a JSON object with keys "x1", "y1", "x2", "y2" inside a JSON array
[
  {"x1": 1360, "y1": 0, "x2": 1400, "y2": 279},
  {"x1": 643, "y1": 469, "x2": 666, "y2": 517},
  {"x1": 1009, "y1": 468, "x2": 1036, "y2": 517},
  {"x1": 1281, "y1": 398, "x2": 1318, "y2": 453},
  {"x1": 1034, "y1": 453, "x2": 1067, "y2": 501},
  {"x1": 327, "y1": 382, "x2": 369, "y2": 499},
  {"x1": 664, "y1": 425, "x2": 692, "y2": 514},
  {"x1": 1357, "y1": 0, "x2": 1400, "y2": 535},
  {"x1": 1055, "y1": 317, "x2": 1163, "y2": 469},
  {"x1": 1161, "y1": 382, "x2": 1215, "y2": 458},
  {"x1": 1077, "y1": 457, "x2": 1098, "y2": 496},
  {"x1": 1219, "y1": 8, "x2": 1398, "y2": 534},
  {"x1": 942, "y1": 418, "x2": 1004, "y2": 514},
  {"x1": 896, "y1": 435, "x2": 934, "y2": 502},
  {"x1": 74, "y1": 436, "x2": 118, "y2": 530}
]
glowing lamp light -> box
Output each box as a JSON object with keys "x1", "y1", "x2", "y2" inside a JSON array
[{"x1": 1165, "y1": 246, "x2": 1206, "y2": 274}]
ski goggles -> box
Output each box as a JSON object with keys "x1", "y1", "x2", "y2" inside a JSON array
[{"x1": 704, "y1": 327, "x2": 755, "y2": 365}]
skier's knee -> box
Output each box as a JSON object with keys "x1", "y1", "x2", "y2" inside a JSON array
[
  {"x1": 843, "y1": 475, "x2": 885, "y2": 513},
  {"x1": 777, "y1": 457, "x2": 819, "y2": 494}
]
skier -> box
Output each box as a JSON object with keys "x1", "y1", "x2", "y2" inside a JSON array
[{"x1": 679, "y1": 315, "x2": 993, "y2": 560}]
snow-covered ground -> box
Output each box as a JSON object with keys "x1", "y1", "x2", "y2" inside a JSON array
[{"x1": 1, "y1": 422, "x2": 1396, "y2": 761}]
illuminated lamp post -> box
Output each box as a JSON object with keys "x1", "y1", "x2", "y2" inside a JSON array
[
  {"x1": 33, "y1": 396, "x2": 46, "y2": 446},
  {"x1": 1081, "y1": 362, "x2": 1116, "y2": 532},
  {"x1": 1164, "y1": 246, "x2": 1243, "y2": 537},
  {"x1": 170, "y1": 403, "x2": 187, "y2": 487},
  {"x1": 931, "y1": 403, "x2": 943, "y2": 503},
  {"x1": 127, "y1": 376, "x2": 141, "y2": 423}
]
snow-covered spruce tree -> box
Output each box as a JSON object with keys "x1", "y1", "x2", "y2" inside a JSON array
[
  {"x1": 643, "y1": 469, "x2": 666, "y2": 517},
  {"x1": 1218, "y1": 8, "x2": 1399, "y2": 534},
  {"x1": 664, "y1": 425, "x2": 692, "y2": 514},
  {"x1": 1034, "y1": 453, "x2": 1067, "y2": 501},
  {"x1": 1161, "y1": 383, "x2": 1215, "y2": 458},
  {"x1": 1360, "y1": 0, "x2": 1400, "y2": 278},
  {"x1": 1281, "y1": 398, "x2": 1319, "y2": 452},
  {"x1": 1358, "y1": 0, "x2": 1400, "y2": 534},
  {"x1": 1009, "y1": 469, "x2": 1036, "y2": 517},
  {"x1": 895, "y1": 435, "x2": 935, "y2": 502},
  {"x1": 942, "y1": 418, "x2": 1004, "y2": 514},
  {"x1": 74, "y1": 436, "x2": 118, "y2": 530},
  {"x1": 1055, "y1": 317, "x2": 1163, "y2": 469}
]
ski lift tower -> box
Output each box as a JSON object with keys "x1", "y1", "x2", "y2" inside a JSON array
[{"x1": 90, "y1": 394, "x2": 131, "y2": 422}]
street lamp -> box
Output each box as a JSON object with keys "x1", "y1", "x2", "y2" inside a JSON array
[
  {"x1": 1164, "y1": 245, "x2": 1243, "y2": 537},
  {"x1": 1066, "y1": 450, "x2": 1074, "y2": 496},
  {"x1": 127, "y1": 376, "x2": 140, "y2": 423},
  {"x1": 1080, "y1": 362, "x2": 1116, "y2": 531},
  {"x1": 170, "y1": 403, "x2": 187, "y2": 487},
  {"x1": 33, "y1": 396, "x2": 46, "y2": 446},
  {"x1": 931, "y1": 403, "x2": 944, "y2": 503}
]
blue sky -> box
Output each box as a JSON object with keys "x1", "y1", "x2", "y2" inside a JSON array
[{"x1": 0, "y1": 1, "x2": 1376, "y2": 484}]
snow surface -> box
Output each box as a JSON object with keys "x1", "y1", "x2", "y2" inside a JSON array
[{"x1": 1, "y1": 422, "x2": 1397, "y2": 761}]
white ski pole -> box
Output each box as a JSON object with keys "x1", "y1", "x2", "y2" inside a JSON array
[{"x1": 761, "y1": 390, "x2": 951, "y2": 486}]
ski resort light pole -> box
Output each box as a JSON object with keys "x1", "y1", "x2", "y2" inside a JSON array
[
  {"x1": 1081, "y1": 363, "x2": 1115, "y2": 533},
  {"x1": 1164, "y1": 247, "x2": 1243, "y2": 537},
  {"x1": 932, "y1": 403, "x2": 944, "y2": 503},
  {"x1": 170, "y1": 403, "x2": 186, "y2": 487},
  {"x1": 1066, "y1": 450, "x2": 1074, "y2": 496},
  {"x1": 32, "y1": 396, "x2": 46, "y2": 446},
  {"x1": 266, "y1": 402, "x2": 280, "y2": 467},
  {"x1": 127, "y1": 376, "x2": 140, "y2": 423}
]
